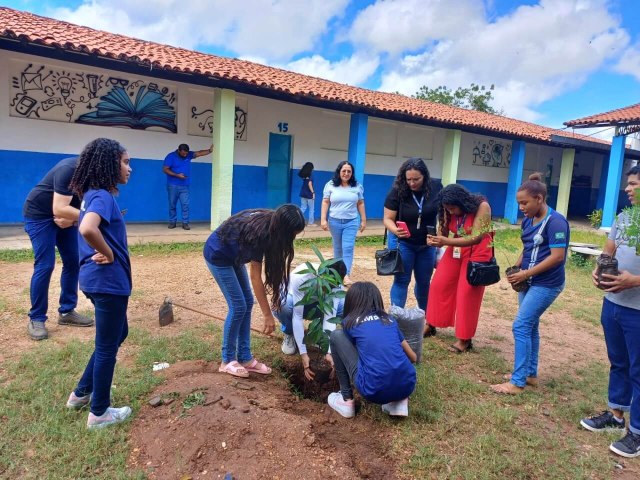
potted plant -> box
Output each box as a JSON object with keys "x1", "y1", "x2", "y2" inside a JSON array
[
  {"x1": 596, "y1": 189, "x2": 640, "y2": 289},
  {"x1": 296, "y1": 245, "x2": 346, "y2": 383}
]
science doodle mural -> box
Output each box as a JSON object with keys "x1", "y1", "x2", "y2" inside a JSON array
[
  {"x1": 10, "y1": 61, "x2": 177, "y2": 133},
  {"x1": 471, "y1": 139, "x2": 511, "y2": 168},
  {"x1": 188, "y1": 89, "x2": 248, "y2": 141}
]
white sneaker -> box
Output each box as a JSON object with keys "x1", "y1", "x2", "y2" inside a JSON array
[
  {"x1": 381, "y1": 398, "x2": 409, "y2": 417},
  {"x1": 327, "y1": 392, "x2": 355, "y2": 418},
  {"x1": 87, "y1": 406, "x2": 132, "y2": 429},
  {"x1": 281, "y1": 334, "x2": 297, "y2": 355}
]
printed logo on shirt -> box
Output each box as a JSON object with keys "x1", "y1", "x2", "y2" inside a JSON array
[
  {"x1": 555, "y1": 232, "x2": 565, "y2": 241},
  {"x1": 80, "y1": 199, "x2": 86, "y2": 211}
]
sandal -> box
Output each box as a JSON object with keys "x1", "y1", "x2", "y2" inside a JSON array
[
  {"x1": 218, "y1": 361, "x2": 249, "y2": 378},
  {"x1": 243, "y1": 358, "x2": 272, "y2": 375},
  {"x1": 448, "y1": 340, "x2": 473, "y2": 354},
  {"x1": 423, "y1": 325, "x2": 437, "y2": 338}
]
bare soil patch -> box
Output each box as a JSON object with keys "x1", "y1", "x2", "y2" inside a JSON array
[{"x1": 129, "y1": 360, "x2": 396, "y2": 480}]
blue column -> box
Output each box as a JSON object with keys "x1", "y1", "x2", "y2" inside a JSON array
[
  {"x1": 596, "y1": 154, "x2": 609, "y2": 210},
  {"x1": 348, "y1": 113, "x2": 368, "y2": 184},
  {"x1": 601, "y1": 134, "x2": 626, "y2": 228},
  {"x1": 504, "y1": 140, "x2": 526, "y2": 224}
]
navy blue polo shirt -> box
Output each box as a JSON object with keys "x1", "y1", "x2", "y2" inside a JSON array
[
  {"x1": 78, "y1": 189, "x2": 132, "y2": 296},
  {"x1": 203, "y1": 211, "x2": 266, "y2": 267},
  {"x1": 343, "y1": 314, "x2": 416, "y2": 404},
  {"x1": 520, "y1": 208, "x2": 569, "y2": 288}
]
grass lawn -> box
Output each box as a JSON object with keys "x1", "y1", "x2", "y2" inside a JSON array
[{"x1": 1, "y1": 226, "x2": 630, "y2": 479}]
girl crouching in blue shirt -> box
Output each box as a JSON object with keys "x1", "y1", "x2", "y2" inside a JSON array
[
  {"x1": 204, "y1": 205, "x2": 306, "y2": 378},
  {"x1": 328, "y1": 281, "x2": 417, "y2": 418},
  {"x1": 491, "y1": 172, "x2": 569, "y2": 395},
  {"x1": 65, "y1": 138, "x2": 133, "y2": 429}
]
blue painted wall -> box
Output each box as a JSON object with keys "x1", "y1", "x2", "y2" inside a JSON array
[{"x1": 1, "y1": 149, "x2": 630, "y2": 224}]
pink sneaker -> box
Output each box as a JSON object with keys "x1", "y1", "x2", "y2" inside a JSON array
[
  {"x1": 66, "y1": 391, "x2": 91, "y2": 410},
  {"x1": 327, "y1": 392, "x2": 355, "y2": 418}
]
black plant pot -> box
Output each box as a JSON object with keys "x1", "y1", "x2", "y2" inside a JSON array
[
  {"x1": 505, "y1": 266, "x2": 528, "y2": 292},
  {"x1": 596, "y1": 254, "x2": 619, "y2": 290}
]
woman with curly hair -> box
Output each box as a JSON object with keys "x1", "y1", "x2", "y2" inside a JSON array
[
  {"x1": 383, "y1": 158, "x2": 440, "y2": 311},
  {"x1": 320, "y1": 161, "x2": 366, "y2": 284},
  {"x1": 426, "y1": 184, "x2": 492, "y2": 353},
  {"x1": 204, "y1": 204, "x2": 306, "y2": 377},
  {"x1": 65, "y1": 138, "x2": 133, "y2": 429}
]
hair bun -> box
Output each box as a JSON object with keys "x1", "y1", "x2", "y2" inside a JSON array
[{"x1": 528, "y1": 172, "x2": 543, "y2": 182}]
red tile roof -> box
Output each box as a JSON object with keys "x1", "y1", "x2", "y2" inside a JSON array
[
  {"x1": 0, "y1": 6, "x2": 612, "y2": 148},
  {"x1": 565, "y1": 103, "x2": 640, "y2": 128}
]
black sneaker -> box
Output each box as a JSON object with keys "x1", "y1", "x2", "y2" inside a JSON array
[
  {"x1": 580, "y1": 411, "x2": 625, "y2": 432},
  {"x1": 182, "y1": 223, "x2": 190, "y2": 230},
  {"x1": 610, "y1": 431, "x2": 640, "y2": 458},
  {"x1": 168, "y1": 222, "x2": 177, "y2": 229}
]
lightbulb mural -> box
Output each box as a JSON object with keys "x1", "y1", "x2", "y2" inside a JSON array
[{"x1": 10, "y1": 60, "x2": 177, "y2": 132}]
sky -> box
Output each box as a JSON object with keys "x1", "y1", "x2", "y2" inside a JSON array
[{"x1": 4, "y1": 0, "x2": 640, "y2": 140}]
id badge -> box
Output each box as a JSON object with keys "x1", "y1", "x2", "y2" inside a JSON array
[{"x1": 452, "y1": 246, "x2": 461, "y2": 259}]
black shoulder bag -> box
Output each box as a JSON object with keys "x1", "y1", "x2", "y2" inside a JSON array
[
  {"x1": 466, "y1": 233, "x2": 500, "y2": 286},
  {"x1": 375, "y1": 194, "x2": 405, "y2": 276}
]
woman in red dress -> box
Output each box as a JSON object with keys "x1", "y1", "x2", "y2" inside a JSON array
[{"x1": 425, "y1": 184, "x2": 493, "y2": 353}]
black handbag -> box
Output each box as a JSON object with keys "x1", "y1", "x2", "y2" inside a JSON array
[
  {"x1": 466, "y1": 235, "x2": 500, "y2": 286},
  {"x1": 376, "y1": 229, "x2": 404, "y2": 276}
]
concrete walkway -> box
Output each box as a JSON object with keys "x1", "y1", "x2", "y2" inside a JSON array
[{"x1": 0, "y1": 220, "x2": 387, "y2": 251}]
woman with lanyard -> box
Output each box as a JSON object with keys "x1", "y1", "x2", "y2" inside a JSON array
[
  {"x1": 383, "y1": 158, "x2": 439, "y2": 312},
  {"x1": 491, "y1": 173, "x2": 569, "y2": 395},
  {"x1": 425, "y1": 184, "x2": 493, "y2": 353}
]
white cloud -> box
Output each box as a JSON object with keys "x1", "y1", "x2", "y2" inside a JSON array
[
  {"x1": 374, "y1": 0, "x2": 629, "y2": 121},
  {"x1": 614, "y1": 42, "x2": 640, "y2": 81},
  {"x1": 285, "y1": 54, "x2": 380, "y2": 86},
  {"x1": 48, "y1": 0, "x2": 349, "y2": 61},
  {"x1": 349, "y1": 0, "x2": 485, "y2": 55}
]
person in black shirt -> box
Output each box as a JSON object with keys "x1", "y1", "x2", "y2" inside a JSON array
[
  {"x1": 23, "y1": 157, "x2": 94, "y2": 340},
  {"x1": 383, "y1": 158, "x2": 441, "y2": 312}
]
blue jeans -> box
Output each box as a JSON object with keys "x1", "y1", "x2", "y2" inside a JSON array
[
  {"x1": 510, "y1": 284, "x2": 563, "y2": 387},
  {"x1": 328, "y1": 217, "x2": 359, "y2": 274},
  {"x1": 206, "y1": 260, "x2": 254, "y2": 364},
  {"x1": 167, "y1": 185, "x2": 190, "y2": 224},
  {"x1": 300, "y1": 197, "x2": 314, "y2": 224},
  {"x1": 24, "y1": 218, "x2": 79, "y2": 322},
  {"x1": 75, "y1": 293, "x2": 129, "y2": 416},
  {"x1": 601, "y1": 298, "x2": 640, "y2": 434},
  {"x1": 273, "y1": 294, "x2": 344, "y2": 335},
  {"x1": 389, "y1": 239, "x2": 435, "y2": 311}
]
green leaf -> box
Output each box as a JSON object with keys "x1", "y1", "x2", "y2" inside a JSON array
[{"x1": 311, "y1": 244, "x2": 325, "y2": 263}]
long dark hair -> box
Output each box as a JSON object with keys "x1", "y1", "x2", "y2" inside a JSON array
[
  {"x1": 517, "y1": 172, "x2": 547, "y2": 200},
  {"x1": 69, "y1": 138, "x2": 127, "y2": 196},
  {"x1": 393, "y1": 157, "x2": 432, "y2": 201},
  {"x1": 331, "y1": 161, "x2": 357, "y2": 187},
  {"x1": 217, "y1": 204, "x2": 305, "y2": 310},
  {"x1": 342, "y1": 281, "x2": 391, "y2": 329},
  {"x1": 298, "y1": 162, "x2": 314, "y2": 178},
  {"x1": 436, "y1": 184, "x2": 484, "y2": 236}
]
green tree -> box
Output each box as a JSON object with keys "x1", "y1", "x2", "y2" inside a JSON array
[{"x1": 413, "y1": 83, "x2": 502, "y2": 114}]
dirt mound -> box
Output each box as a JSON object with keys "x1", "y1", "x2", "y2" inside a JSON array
[{"x1": 128, "y1": 360, "x2": 397, "y2": 480}]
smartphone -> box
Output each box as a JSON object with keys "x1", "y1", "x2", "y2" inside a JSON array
[
  {"x1": 396, "y1": 221, "x2": 411, "y2": 237},
  {"x1": 426, "y1": 225, "x2": 437, "y2": 236}
]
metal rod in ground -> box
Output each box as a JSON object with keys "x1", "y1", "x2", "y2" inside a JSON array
[{"x1": 166, "y1": 297, "x2": 270, "y2": 336}]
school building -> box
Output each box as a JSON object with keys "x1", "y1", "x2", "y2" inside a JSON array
[{"x1": 1, "y1": 7, "x2": 638, "y2": 228}]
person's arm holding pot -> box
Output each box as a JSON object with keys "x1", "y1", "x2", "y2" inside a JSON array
[{"x1": 592, "y1": 238, "x2": 616, "y2": 286}]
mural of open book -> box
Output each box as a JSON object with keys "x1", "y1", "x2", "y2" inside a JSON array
[{"x1": 77, "y1": 86, "x2": 177, "y2": 132}]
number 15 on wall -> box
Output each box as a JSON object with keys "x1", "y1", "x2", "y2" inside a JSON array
[{"x1": 277, "y1": 122, "x2": 289, "y2": 133}]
